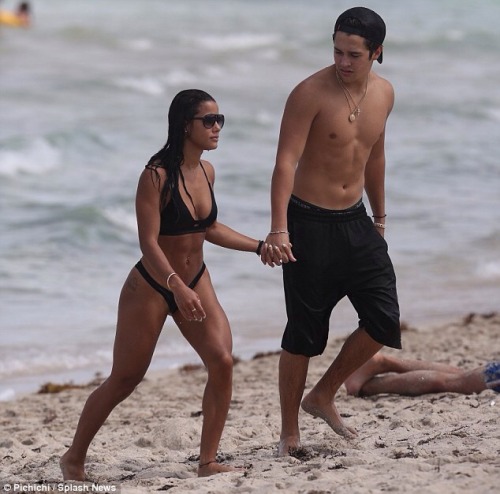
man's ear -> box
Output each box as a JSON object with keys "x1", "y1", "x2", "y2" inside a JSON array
[{"x1": 373, "y1": 45, "x2": 383, "y2": 63}]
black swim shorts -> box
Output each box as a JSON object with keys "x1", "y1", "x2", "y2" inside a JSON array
[{"x1": 281, "y1": 195, "x2": 401, "y2": 357}]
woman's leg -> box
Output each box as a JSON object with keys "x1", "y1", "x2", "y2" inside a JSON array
[
  {"x1": 173, "y1": 270, "x2": 235, "y2": 477},
  {"x1": 60, "y1": 268, "x2": 168, "y2": 480}
]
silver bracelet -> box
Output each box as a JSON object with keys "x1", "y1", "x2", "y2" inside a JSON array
[
  {"x1": 166, "y1": 272, "x2": 178, "y2": 291},
  {"x1": 373, "y1": 222, "x2": 386, "y2": 230}
]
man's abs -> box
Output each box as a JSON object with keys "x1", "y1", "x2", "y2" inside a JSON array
[{"x1": 293, "y1": 163, "x2": 364, "y2": 210}]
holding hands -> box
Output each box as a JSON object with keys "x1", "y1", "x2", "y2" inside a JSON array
[{"x1": 260, "y1": 231, "x2": 296, "y2": 267}]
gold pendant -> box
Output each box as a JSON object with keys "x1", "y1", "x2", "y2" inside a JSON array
[{"x1": 349, "y1": 108, "x2": 361, "y2": 122}]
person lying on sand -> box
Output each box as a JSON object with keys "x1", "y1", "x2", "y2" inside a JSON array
[{"x1": 344, "y1": 352, "x2": 500, "y2": 397}]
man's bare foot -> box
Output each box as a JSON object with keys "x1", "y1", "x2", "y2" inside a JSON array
[
  {"x1": 344, "y1": 353, "x2": 385, "y2": 396},
  {"x1": 197, "y1": 461, "x2": 243, "y2": 477},
  {"x1": 60, "y1": 451, "x2": 86, "y2": 481},
  {"x1": 301, "y1": 394, "x2": 357, "y2": 439},
  {"x1": 278, "y1": 436, "x2": 301, "y2": 457}
]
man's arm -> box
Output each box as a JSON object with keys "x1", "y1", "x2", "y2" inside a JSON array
[
  {"x1": 263, "y1": 82, "x2": 317, "y2": 265},
  {"x1": 364, "y1": 129, "x2": 387, "y2": 235},
  {"x1": 364, "y1": 79, "x2": 394, "y2": 235}
]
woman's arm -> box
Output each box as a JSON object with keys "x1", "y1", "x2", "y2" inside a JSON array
[
  {"x1": 205, "y1": 221, "x2": 261, "y2": 254},
  {"x1": 135, "y1": 167, "x2": 176, "y2": 279}
]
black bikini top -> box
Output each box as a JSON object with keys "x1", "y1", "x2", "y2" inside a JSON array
[{"x1": 159, "y1": 162, "x2": 218, "y2": 236}]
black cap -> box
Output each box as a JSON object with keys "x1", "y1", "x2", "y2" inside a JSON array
[{"x1": 334, "y1": 7, "x2": 386, "y2": 63}]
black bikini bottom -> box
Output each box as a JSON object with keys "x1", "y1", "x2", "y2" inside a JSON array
[{"x1": 134, "y1": 260, "x2": 206, "y2": 313}]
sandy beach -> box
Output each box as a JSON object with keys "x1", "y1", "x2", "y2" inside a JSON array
[{"x1": 1, "y1": 312, "x2": 499, "y2": 494}]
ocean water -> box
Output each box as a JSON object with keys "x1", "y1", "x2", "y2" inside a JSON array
[{"x1": 1, "y1": 0, "x2": 499, "y2": 400}]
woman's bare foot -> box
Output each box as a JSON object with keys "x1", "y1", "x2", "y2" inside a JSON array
[
  {"x1": 60, "y1": 451, "x2": 86, "y2": 481},
  {"x1": 301, "y1": 394, "x2": 357, "y2": 439},
  {"x1": 278, "y1": 435, "x2": 301, "y2": 457},
  {"x1": 197, "y1": 461, "x2": 244, "y2": 477}
]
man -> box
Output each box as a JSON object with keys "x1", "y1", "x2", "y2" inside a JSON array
[
  {"x1": 344, "y1": 353, "x2": 500, "y2": 397},
  {"x1": 261, "y1": 7, "x2": 401, "y2": 455}
]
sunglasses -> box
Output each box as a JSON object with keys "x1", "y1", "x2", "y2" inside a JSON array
[{"x1": 192, "y1": 113, "x2": 225, "y2": 129}]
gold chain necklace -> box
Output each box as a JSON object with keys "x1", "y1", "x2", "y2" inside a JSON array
[{"x1": 335, "y1": 69, "x2": 368, "y2": 122}]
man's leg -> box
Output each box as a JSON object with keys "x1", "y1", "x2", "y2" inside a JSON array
[
  {"x1": 301, "y1": 327, "x2": 382, "y2": 438},
  {"x1": 278, "y1": 350, "x2": 310, "y2": 456}
]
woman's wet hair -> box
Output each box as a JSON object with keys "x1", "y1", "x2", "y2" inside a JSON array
[{"x1": 146, "y1": 89, "x2": 216, "y2": 211}]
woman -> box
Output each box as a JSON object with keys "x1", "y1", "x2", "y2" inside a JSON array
[{"x1": 60, "y1": 89, "x2": 264, "y2": 479}]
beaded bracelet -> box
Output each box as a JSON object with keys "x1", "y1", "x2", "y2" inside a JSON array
[{"x1": 373, "y1": 222, "x2": 386, "y2": 229}]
